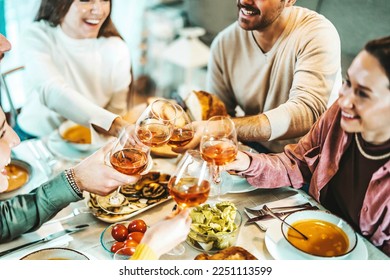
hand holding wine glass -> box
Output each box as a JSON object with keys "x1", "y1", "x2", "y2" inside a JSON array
[
  {"x1": 167, "y1": 104, "x2": 194, "y2": 149},
  {"x1": 200, "y1": 116, "x2": 238, "y2": 198},
  {"x1": 135, "y1": 99, "x2": 177, "y2": 147},
  {"x1": 97, "y1": 126, "x2": 151, "y2": 215},
  {"x1": 166, "y1": 150, "x2": 211, "y2": 255}
]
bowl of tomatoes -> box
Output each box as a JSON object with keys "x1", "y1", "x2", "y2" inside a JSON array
[{"x1": 100, "y1": 218, "x2": 147, "y2": 258}]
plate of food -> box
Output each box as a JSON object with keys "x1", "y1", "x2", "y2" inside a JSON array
[
  {"x1": 3, "y1": 158, "x2": 32, "y2": 193},
  {"x1": 88, "y1": 171, "x2": 171, "y2": 223},
  {"x1": 47, "y1": 130, "x2": 95, "y2": 162},
  {"x1": 264, "y1": 218, "x2": 368, "y2": 260}
]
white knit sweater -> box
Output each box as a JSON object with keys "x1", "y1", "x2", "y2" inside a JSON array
[{"x1": 18, "y1": 20, "x2": 131, "y2": 137}]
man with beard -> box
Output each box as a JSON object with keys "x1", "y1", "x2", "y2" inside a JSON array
[{"x1": 176, "y1": 0, "x2": 341, "y2": 154}]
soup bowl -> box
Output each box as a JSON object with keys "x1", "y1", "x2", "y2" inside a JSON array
[
  {"x1": 58, "y1": 120, "x2": 100, "y2": 152},
  {"x1": 4, "y1": 158, "x2": 32, "y2": 193},
  {"x1": 281, "y1": 210, "x2": 358, "y2": 259}
]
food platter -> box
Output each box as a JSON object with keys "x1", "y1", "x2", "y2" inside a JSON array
[{"x1": 88, "y1": 171, "x2": 171, "y2": 223}]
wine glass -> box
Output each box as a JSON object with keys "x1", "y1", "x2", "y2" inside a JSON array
[
  {"x1": 200, "y1": 116, "x2": 238, "y2": 200},
  {"x1": 166, "y1": 150, "x2": 211, "y2": 255},
  {"x1": 97, "y1": 126, "x2": 151, "y2": 215},
  {"x1": 135, "y1": 99, "x2": 177, "y2": 147},
  {"x1": 167, "y1": 104, "x2": 194, "y2": 148}
]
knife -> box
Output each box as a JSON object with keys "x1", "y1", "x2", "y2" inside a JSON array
[
  {"x1": 0, "y1": 224, "x2": 89, "y2": 257},
  {"x1": 245, "y1": 206, "x2": 319, "y2": 225}
]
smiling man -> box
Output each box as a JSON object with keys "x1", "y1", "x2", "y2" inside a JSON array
[{"x1": 204, "y1": 0, "x2": 341, "y2": 153}]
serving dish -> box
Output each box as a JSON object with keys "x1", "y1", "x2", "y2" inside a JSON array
[{"x1": 88, "y1": 171, "x2": 171, "y2": 223}]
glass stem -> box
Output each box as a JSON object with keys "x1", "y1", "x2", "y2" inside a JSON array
[{"x1": 211, "y1": 164, "x2": 222, "y2": 200}]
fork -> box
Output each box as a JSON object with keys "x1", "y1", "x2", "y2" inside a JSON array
[
  {"x1": 244, "y1": 202, "x2": 312, "y2": 216},
  {"x1": 45, "y1": 207, "x2": 91, "y2": 225}
]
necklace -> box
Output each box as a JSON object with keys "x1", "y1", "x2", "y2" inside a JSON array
[{"x1": 355, "y1": 133, "x2": 390, "y2": 160}]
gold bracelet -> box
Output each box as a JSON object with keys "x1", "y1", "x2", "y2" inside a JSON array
[{"x1": 65, "y1": 168, "x2": 83, "y2": 198}]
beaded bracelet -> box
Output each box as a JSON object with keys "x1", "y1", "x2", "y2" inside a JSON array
[{"x1": 64, "y1": 168, "x2": 83, "y2": 198}]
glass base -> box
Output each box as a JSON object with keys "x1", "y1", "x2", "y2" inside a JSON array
[{"x1": 165, "y1": 243, "x2": 185, "y2": 256}]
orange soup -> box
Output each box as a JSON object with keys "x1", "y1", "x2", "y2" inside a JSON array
[
  {"x1": 62, "y1": 125, "x2": 91, "y2": 144},
  {"x1": 5, "y1": 164, "x2": 29, "y2": 192},
  {"x1": 287, "y1": 219, "x2": 349, "y2": 257}
]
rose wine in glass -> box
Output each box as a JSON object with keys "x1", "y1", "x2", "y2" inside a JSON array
[
  {"x1": 167, "y1": 104, "x2": 194, "y2": 148},
  {"x1": 97, "y1": 126, "x2": 150, "y2": 215},
  {"x1": 166, "y1": 150, "x2": 211, "y2": 255},
  {"x1": 200, "y1": 116, "x2": 238, "y2": 199},
  {"x1": 135, "y1": 99, "x2": 177, "y2": 147}
]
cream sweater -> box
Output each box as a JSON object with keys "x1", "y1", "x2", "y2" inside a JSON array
[
  {"x1": 18, "y1": 20, "x2": 131, "y2": 137},
  {"x1": 207, "y1": 6, "x2": 341, "y2": 152}
]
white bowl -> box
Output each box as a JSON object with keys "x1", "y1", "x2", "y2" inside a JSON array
[
  {"x1": 58, "y1": 120, "x2": 100, "y2": 152},
  {"x1": 281, "y1": 210, "x2": 358, "y2": 259},
  {"x1": 20, "y1": 247, "x2": 89, "y2": 260}
]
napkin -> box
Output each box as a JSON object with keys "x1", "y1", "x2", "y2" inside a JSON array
[
  {"x1": 0, "y1": 222, "x2": 73, "y2": 260},
  {"x1": 244, "y1": 193, "x2": 309, "y2": 231}
]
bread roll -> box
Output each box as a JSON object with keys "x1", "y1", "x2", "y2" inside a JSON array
[
  {"x1": 185, "y1": 90, "x2": 227, "y2": 121},
  {"x1": 194, "y1": 246, "x2": 257, "y2": 260}
]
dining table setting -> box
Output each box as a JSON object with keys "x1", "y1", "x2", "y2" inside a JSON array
[{"x1": 0, "y1": 99, "x2": 388, "y2": 261}]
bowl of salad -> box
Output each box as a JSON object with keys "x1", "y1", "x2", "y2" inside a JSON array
[{"x1": 186, "y1": 201, "x2": 242, "y2": 253}]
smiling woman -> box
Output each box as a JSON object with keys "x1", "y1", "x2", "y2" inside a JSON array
[
  {"x1": 16, "y1": 0, "x2": 132, "y2": 140},
  {"x1": 224, "y1": 36, "x2": 390, "y2": 257}
]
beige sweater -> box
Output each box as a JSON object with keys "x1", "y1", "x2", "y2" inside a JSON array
[{"x1": 207, "y1": 6, "x2": 341, "y2": 152}]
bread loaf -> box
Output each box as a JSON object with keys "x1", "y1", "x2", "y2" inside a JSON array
[
  {"x1": 185, "y1": 90, "x2": 227, "y2": 121},
  {"x1": 194, "y1": 246, "x2": 257, "y2": 260}
]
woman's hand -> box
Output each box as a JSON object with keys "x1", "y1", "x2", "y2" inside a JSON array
[
  {"x1": 224, "y1": 151, "x2": 251, "y2": 173},
  {"x1": 72, "y1": 140, "x2": 141, "y2": 196},
  {"x1": 140, "y1": 209, "x2": 191, "y2": 258}
]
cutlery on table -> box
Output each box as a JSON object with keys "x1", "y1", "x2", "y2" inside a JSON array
[
  {"x1": 44, "y1": 207, "x2": 91, "y2": 225},
  {"x1": 244, "y1": 202, "x2": 312, "y2": 216},
  {"x1": 0, "y1": 224, "x2": 89, "y2": 257},
  {"x1": 263, "y1": 205, "x2": 309, "y2": 240},
  {"x1": 245, "y1": 205, "x2": 318, "y2": 225}
]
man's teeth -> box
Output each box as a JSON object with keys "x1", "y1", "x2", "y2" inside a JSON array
[
  {"x1": 241, "y1": 8, "x2": 257, "y2": 16},
  {"x1": 85, "y1": 19, "x2": 100, "y2": 25}
]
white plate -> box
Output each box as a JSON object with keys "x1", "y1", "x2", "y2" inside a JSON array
[
  {"x1": 47, "y1": 131, "x2": 95, "y2": 162},
  {"x1": 221, "y1": 172, "x2": 256, "y2": 194},
  {"x1": 20, "y1": 247, "x2": 90, "y2": 260},
  {"x1": 264, "y1": 221, "x2": 368, "y2": 260}
]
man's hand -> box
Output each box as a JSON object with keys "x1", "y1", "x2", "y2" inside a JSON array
[{"x1": 73, "y1": 140, "x2": 141, "y2": 196}]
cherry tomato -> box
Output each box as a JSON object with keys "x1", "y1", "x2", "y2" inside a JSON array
[
  {"x1": 128, "y1": 219, "x2": 147, "y2": 233},
  {"x1": 127, "y1": 231, "x2": 144, "y2": 243},
  {"x1": 110, "y1": 241, "x2": 124, "y2": 253},
  {"x1": 111, "y1": 223, "x2": 128, "y2": 242},
  {"x1": 117, "y1": 246, "x2": 136, "y2": 256},
  {"x1": 124, "y1": 239, "x2": 139, "y2": 248}
]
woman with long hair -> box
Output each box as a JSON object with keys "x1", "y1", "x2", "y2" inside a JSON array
[{"x1": 17, "y1": 0, "x2": 132, "y2": 140}]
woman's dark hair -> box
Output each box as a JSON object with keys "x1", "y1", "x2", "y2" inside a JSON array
[
  {"x1": 364, "y1": 36, "x2": 390, "y2": 84},
  {"x1": 34, "y1": 0, "x2": 121, "y2": 38}
]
